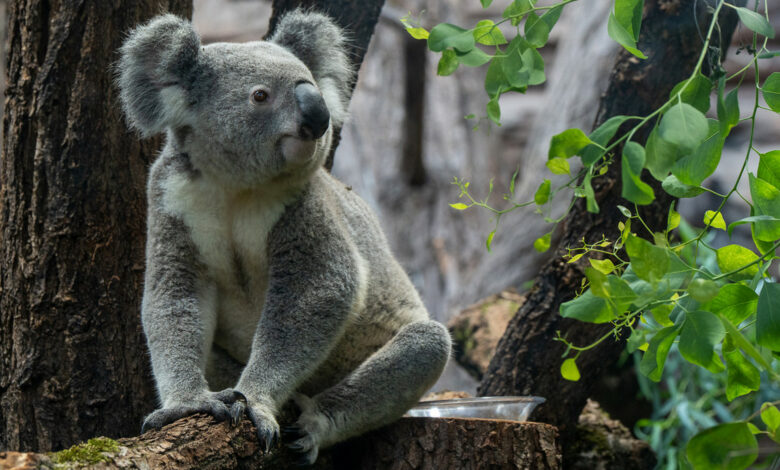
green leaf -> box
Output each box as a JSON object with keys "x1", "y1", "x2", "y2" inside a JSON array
[
  {"x1": 584, "y1": 172, "x2": 599, "y2": 213},
  {"x1": 487, "y1": 97, "x2": 501, "y2": 124},
  {"x1": 659, "y1": 103, "x2": 710, "y2": 153},
  {"x1": 437, "y1": 49, "x2": 459, "y2": 76},
  {"x1": 761, "y1": 403, "x2": 780, "y2": 432},
  {"x1": 758, "y1": 150, "x2": 780, "y2": 190},
  {"x1": 561, "y1": 358, "x2": 580, "y2": 381},
  {"x1": 450, "y1": 203, "x2": 469, "y2": 210},
  {"x1": 717, "y1": 77, "x2": 740, "y2": 135},
  {"x1": 726, "y1": 215, "x2": 780, "y2": 237},
  {"x1": 546, "y1": 157, "x2": 571, "y2": 175},
  {"x1": 607, "y1": 12, "x2": 647, "y2": 59},
  {"x1": 723, "y1": 335, "x2": 760, "y2": 401},
  {"x1": 580, "y1": 116, "x2": 631, "y2": 166},
  {"x1": 503, "y1": 0, "x2": 535, "y2": 24},
  {"x1": 614, "y1": 0, "x2": 643, "y2": 40},
  {"x1": 662, "y1": 174, "x2": 705, "y2": 198},
  {"x1": 626, "y1": 234, "x2": 669, "y2": 283},
  {"x1": 704, "y1": 210, "x2": 727, "y2": 231},
  {"x1": 679, "y1": 310, "x2": 725, "y2": 373},
  {"x1": 405, "y1": 27, "x2": 430, "y2": 40},
  {"x1": 534, "y1": 179, "x2": 551, "y2": 205},
  {"x1": 756, "y1": 282, "x2": 780, "y2": 351},
  {"x1": 455, "y1": 47, "x2": 492, "y2": 67},
  {"x1": 688, "y1": 279, "x2": 720, "y2": 303},
  {"x1": 669, "y1": 73, "x2": 713, "y2": 113},
  {"x1": 671, "y1": 120, "x2": 724, "y2": 186},
  {"x1": 639, "y1": 325, "x2": 680, "y2": 381},
  {"x1": 524, "y1": 6, "x2": 563, "y2": 48},
  {"x1": 735, "y1": 7, "x2": 775, "y2": 39},
  {"x1": 473, "y1": 20, "x2": 507, "y2": 46},
  {"x1": 716, "y1": 245, "x2": 760, "y2": 282},
  {"x1": 651, "y1": 304, "x2": 674, "y2": 326},
  {"x1": 667, "y1": 206, "x2": 681, "y2": 232},
  {"x1": 486, "y1": 230, "x2": 496, "y2": 252},
  {"x1": 621, "y1": 142, "x2": 655, "y2": 205},
  {"x1": 686, "y1": 423, "x2": 758, "y2": 470},
  {"x1": 645, "y1": 126, "x2": 683, "y2": 181},
  {"x1": 549, "y1": 128, "x2": 593, "y2": 159},
  {"x1": 586, "y1": 269, "x2": 636, "y2": 314},
  {"x1": 534, "y1": 232, "x2": 551, "y2": 252},
  {"x1": 763, "y1": 73, "x2": 780, "y2": 112},
  {"x1": 589, "y1": 258, "x2": 616, "y2": 275},
  {"x1": 748, "y1": 174, "x2": 780, "y2": 241},
  {"x1": 502, "y1": 37, "x2": 546, "y2": 88},
  {"x1": 560, "y1": 289, "x2": 616, "y2": 323},
  {"x1": 480, "y1": 0, "x2": 493, "y2": 7},
  {"x1": 428, "y1": 23, "x2": 475, "y2": 53},
  {"x1": 704, "y1": 283, "x2": 758, "y2": 325}
]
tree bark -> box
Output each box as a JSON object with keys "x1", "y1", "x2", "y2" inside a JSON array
[
  {"x1": 0, "y1": 415, "x2": 560, "y2": 470},
  {"x1": 479, "y1": 0, "x2": 741, "y2": 439},
  {"x1": 266, "y1": 0, "x2": 384, "y2": 170},
  {"x1": 0, "y1": 0, "x2": 191, "y2": 452}
]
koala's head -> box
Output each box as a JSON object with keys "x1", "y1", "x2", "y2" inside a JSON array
[{"x1": 117, "y1": 11, "x2": 352, "y2": 186}]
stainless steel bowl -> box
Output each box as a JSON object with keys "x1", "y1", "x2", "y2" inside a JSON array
[{"x1": 405, "y1": 396, "x2": 545, "y2": 422}]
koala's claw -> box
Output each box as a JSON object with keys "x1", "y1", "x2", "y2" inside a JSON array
[
  {"x1": 141, "y1": 400, "x2": 232, "y2": 433},
  {"x1": 287, "y1": 434, "x2": 318, "y2": 467},
  {"x1": 245, "y1": 405, "x2": 280, "y2": 453},
  {"x1": 229, "y1": 400, "x2": 246, "y2": 426}
]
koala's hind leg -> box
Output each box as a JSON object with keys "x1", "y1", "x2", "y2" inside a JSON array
[{"x1": 286, "y1": 320, "x2": 451, "y2": 465}]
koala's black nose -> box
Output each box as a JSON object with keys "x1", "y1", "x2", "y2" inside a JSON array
[{"x1": 294, "y1": 82, "x2": 330, "y2": 140}]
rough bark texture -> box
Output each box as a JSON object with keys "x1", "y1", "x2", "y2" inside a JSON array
[
  {"x1": 266, "y1": 0, "x2": 384, "y2": 170},
  {"x1": 0, "y1": 415, "x2": 560, "y2": 470},
  {"x1": 479, "y1": 0, "x2": 741, "y2": 439},
  {"x1": 0, "y1": 0, "x2": 191, "y2": 452}
]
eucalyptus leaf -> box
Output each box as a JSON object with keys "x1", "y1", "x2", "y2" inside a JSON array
[
  {"x1": 686, "y1": 422, "x2": 757, "y2": 470},
  {"x1": 736, "y1": 7, "x2": 775, "y2": 39},
  {"x1": 639, "y1": 324, "x2": 680, "y2": 381},
  {"x1": 659, "y1": 103, "x2": 709, "y2": 153},
  {"x1": 561, "y1": 358, "x2": 580, "y2": 381},
  {"x1": 748, "y1": 174, "x2": 780, "y2": 242},
  {"x1": 524, "y1": 5, "x2": 563, "y2": 48},
  {"x1": 580, "y1": 115, "x2": 631, "y2": 166},
  {"x1": 763, "y1": 73, "x2": 780, "y2": 112},
  {"x1": 716, "y1": 245, "x2": 760, "y2": 282},
  {"x1": 437, "y1": 49, "x2": 459, "y2": 76},
  {"x1": 756, "y1": 282, "x2": 780, "y2": 351},
  {"x1": 669, "y1": 73, "x2": 713, "y2": 113},
  {"x1": 549, "y1": 128, "x2": 592, "y2": 159},
  {"x1": 704, "y1": 283, "x2": 758, "y2": 325},
  {"x1": 607, "y1": 12, "x2": 647, "y2": 59},
  {"x1": 428, "y1": 23, "x2": 475, "y2": 53},
  {"x1": 679, "y1": 310, "x2": 726, "y2": 373},
  {"x1": 621, "y1": 142, "x2": 655, "y2": 205},
  {"x1": 723, "y1": 335, "x2": 760, "y2": 401},
  {"x1": 662, "y1": 174, "x2": 705, "y2": 198},
  {"x1": 671, "y1": 120, "x2": 723, "y2": 186},
  {"x1": 626, "y1": 234, "x2": 669, "y2": 283},
  {"x1": 473, "y1": 19, "x2": 507, "y2": 46},
  {"x1": 758, "y1": 150, "x2": 780, "y2": 189},
  {"x1": 534, "y1": 179, "x2": 551, "y2": 205},
  {"x1": 560, "y1": 289, "x2": 616, "y2": 323}
]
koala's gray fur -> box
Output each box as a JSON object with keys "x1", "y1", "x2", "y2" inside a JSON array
[{"x1": 118, "y1": 10, "x2": 451, "y2": 465}]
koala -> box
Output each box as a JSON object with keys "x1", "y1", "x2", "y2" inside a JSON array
[{"x1": 117, "y1": 10, "x2": 451, "y2": 465}]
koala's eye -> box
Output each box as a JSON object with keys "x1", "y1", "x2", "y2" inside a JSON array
[{"x1": 252, "y1": 89, "x2": 269, "y2": 103}]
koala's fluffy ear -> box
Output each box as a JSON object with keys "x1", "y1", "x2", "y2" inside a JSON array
[
  {"x1": 269, "y1": 10, "x2": 353, "y2": 127},
  {"x1": 117, "y1": 14, "x2": 201, "y2": 137}
]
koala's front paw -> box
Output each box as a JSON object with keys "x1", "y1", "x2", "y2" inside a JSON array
[
  {"x1": 284, "y1": 393, "x2": 331, "y2": 466},
  {"x1": 141, "y1": 389, "x2": 246, "y2": 433},
  {"x1": 234, "y1": 399, "x2": 280, "y2": 453}
]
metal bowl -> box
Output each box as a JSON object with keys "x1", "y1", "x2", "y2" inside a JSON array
[{"x1": 405, "y1": 396, "x2": 545, "y2": 422}]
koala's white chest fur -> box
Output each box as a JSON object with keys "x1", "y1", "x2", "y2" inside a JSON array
[{"x1": 162, "y1": 172, "x2": 292, "y2": 363}]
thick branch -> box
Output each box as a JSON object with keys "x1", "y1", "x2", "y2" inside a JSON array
[
  {"x1": 0, "y1": 415, "x2": 560, "y2": 470},
  {"x1": 479, "y1": 0, "x2": 741, "y2": 439}
]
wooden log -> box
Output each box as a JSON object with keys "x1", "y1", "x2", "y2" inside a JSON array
[{"x1": 0, "y1": 415, "x2": 560, "y2": 470}]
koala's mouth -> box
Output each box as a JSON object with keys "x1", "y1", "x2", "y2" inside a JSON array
[{"x1": 279, "y1": 135, "x2": 318, "y2": 165}]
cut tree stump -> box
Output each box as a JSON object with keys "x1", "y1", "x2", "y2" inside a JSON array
[{"x1": 0, "y1": 415, "x2": 560, "y2": 469}]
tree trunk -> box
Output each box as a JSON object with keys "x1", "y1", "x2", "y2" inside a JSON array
[
  {"x1": 266, "y1": 0, "x2": 384, "y2": 170},
  {"x1": 0, "y1": 414, "x2": 560, "y2": 470},
  {"x1": 0, "y1": 0, "x2": 191, "y2": 452},
  {"x1": 479, "y1": 0, "x2": 741, "y2": 439}
]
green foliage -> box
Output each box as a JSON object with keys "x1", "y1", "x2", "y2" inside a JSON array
[
  {"x1": 418, "y1": 1, "x2": 780, "y2": 465},
  {"x1": 51, "y1": 438, "x2": 120, "y2": 465}
]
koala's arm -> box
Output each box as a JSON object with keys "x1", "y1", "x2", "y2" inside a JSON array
[
  {"x1": 141, "y1": 162, "x2": 213, "y2": 408},
  {"x1": 236, "y1": 187, "x2": 359, "y2": 412}
]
